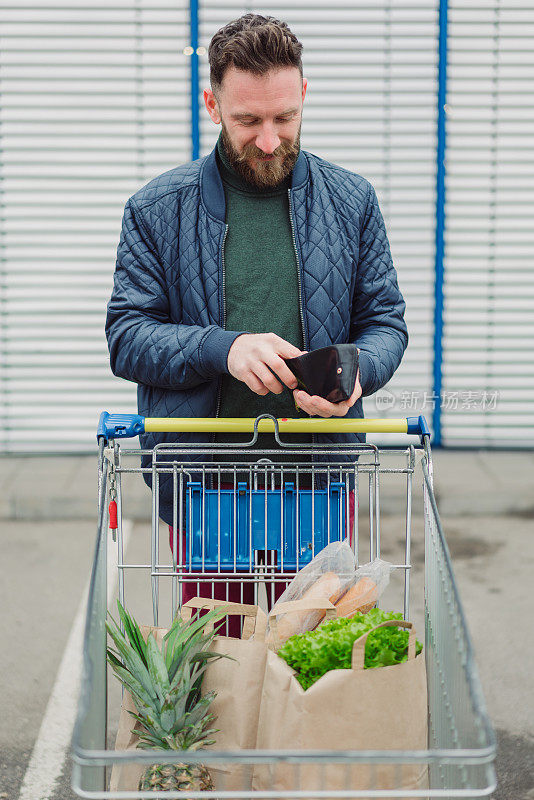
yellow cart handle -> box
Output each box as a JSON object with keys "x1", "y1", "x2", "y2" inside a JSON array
[{"x1": 97, "y1": 412, "x2": 430, "y2": 441}]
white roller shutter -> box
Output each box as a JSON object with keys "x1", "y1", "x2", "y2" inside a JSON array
[
  {"x1": 3, "y1": 2, "x2": 530, "y2": 452},
  {"x1": 198, "y1": 1, "x2": 439, "y2": 444},
  {"x1": 0, "y1": 0, "x2": 190, "y2": 452},
  {"x1": 442, "y1": 1, "x2": 534, "y2": 446}
]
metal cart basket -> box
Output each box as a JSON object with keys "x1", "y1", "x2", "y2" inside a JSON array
[{"x1": 72, "y1": 414, "x2": 496, "y2": 799}]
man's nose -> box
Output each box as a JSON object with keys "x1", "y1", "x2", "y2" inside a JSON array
[{"x1": 255, "y1": 124, "x2": 280, "y2": 155}]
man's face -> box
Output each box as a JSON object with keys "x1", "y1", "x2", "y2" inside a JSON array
[{"x1": 204, "y1": 66, "x2": 307, "y2": 188}]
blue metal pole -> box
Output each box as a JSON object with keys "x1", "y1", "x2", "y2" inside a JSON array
[
  {"x1": 190, "y1": 0, "x2": 200, "y2": 160},
  {"x1": 432, "y1": 0, "x2": 448, "y2": 446}
]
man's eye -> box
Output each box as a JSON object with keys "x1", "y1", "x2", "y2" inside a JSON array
[{"x1": 240, "y1": 120, "x2": 258, "y2": 126}]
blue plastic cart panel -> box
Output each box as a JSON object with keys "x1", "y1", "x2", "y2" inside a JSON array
[{"x1": 184, "y1": 481, "x2": 345, "y2": 571}]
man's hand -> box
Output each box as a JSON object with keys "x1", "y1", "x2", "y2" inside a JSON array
[
  {"x1": 227, "y1": 333, "x2": 303, "y2": 396},
  {"x1": 293, "y1": 371, "x2": 362, "y2": 418}
]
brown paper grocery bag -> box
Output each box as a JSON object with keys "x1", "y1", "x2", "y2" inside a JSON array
[
  {"x1": 110, "y1": 600, "x2": 268, "y2": 793},
  {"x1": 180, "y1": 598, "x2": 268, "y2": 792},
  {"x1": 253, "y1": 619, "x2": 428, "y2": 795}
]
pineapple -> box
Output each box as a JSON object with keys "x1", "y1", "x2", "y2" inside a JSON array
[{"x1": 106, "y1": 601, "x2": 227, "y2": 794}]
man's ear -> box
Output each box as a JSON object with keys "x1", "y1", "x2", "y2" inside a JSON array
[
  {"x1": 204, "y1": 87, "x2": 221, "y2": 124},
  {"x1": 302, "y1": 78, "x2": 308, "y2": 104}
]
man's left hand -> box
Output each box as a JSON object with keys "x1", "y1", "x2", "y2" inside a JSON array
[{"x1": 293, "y1": 371, "x2": 362, "y2": 418}]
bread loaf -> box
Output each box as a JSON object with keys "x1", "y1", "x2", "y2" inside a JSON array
[
  {"x1": 334, "y1": 576, "x2": 378, "y2": 618},
  {"x1": 268, "y1": 571, "x2": 342, "y2": 646}
]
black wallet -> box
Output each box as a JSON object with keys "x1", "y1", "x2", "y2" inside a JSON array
[{"x1": 285, "y1": 344, "x2": 359, "y2": 403}]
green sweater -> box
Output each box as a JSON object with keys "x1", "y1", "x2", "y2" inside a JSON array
[{"x1": 215, "y1": 137, "x2": 312, "y2": 461}]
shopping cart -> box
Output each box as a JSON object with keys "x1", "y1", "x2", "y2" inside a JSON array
[{"x1": 72, "y1": 414, "x2": 497, "y2": 799}]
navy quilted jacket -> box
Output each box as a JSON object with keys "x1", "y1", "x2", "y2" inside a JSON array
[{"x1": 106, "y1": 147, "x2": 408, "y2": 524}]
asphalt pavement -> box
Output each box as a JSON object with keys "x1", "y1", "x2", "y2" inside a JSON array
[{"x1": 1, "y1": 449, "x2": 533, "y2": 800}]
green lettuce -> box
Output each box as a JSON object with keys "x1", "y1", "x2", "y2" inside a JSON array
[{"x1": 277, "y1": 608, "x2": 423, "y2": 690}]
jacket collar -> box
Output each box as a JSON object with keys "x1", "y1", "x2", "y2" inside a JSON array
[{"x1": 200, "y1": 145, "x2": 309, "y2": 223}]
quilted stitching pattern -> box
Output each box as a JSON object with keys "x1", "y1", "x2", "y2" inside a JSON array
[{"x1": 106, "y1": 149, "x2": 408, "y2": 523}]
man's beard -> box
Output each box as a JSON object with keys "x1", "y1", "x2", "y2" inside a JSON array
[{"x1": 220, "y1": 121, "x2": 301, "y2": 189}]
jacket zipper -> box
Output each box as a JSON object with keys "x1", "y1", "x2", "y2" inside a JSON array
[
  {"x1": 287, "y1": 188, "x2": 308, "y2": 351},
  {"x1": 288, "y1": 188, "x2": 316, "y2": 459},
  {"x1": 215, "y1": 223, "x2": 229, "y2": 424},
  {"x1": 221, "y1": 223, "x2": 229, "y2": 331},
  {"x1": 211, "y1": 224, "x2": 229, "y2": 488}
]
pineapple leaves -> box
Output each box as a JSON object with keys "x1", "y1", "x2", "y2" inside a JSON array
[
  {"x1": 106, "y1": 617, "x2": 157, "y2": 702},
  {"x1": 159, "y1": 696, "x2": 177, "y2": 734},
  {"x1": 146, "y1": 633, "x2": 171, "y2": 703},
  {"x1": 106, "y1": 648, "x2": 123, "y2": 671},
  {"x1": 163, "y1": 607, "x2": 226, "y2": 665},
  {"x1": 109, "y1": 662, "x2": 158, "y2": 714},
  {"x1": 116, "y1": 601, "x2": 148, "y2": 669},
  {"x1": 163, "y1": 668, "x2": 193, "y2": 712},
  {"x1": 184, "y1": 694, "x2": 215, "y2": 728},
  {"x1": 135, "y1": 732, "x2": 168, "y2": 750},
  {"x1": 107, "y1": 601, "x2": 231, "y2": 755},
  {"x1": 129, "y1": 706, "x2": 168, "y2": 738},
  {"x1": 164, "y1": 605, "x2": 226, "y2": 644},
  {"x1": 167, "y1": 639, "x2": 214, "y2": 685}
]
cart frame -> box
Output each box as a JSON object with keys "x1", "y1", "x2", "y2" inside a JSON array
[{"x1": 71, "y1": 415, "x2": 497, "y2": 799}]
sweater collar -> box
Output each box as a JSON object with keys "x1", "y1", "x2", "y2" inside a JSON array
[{"x1": 201, "y1": 139, "x2": 309, "y2": 223}]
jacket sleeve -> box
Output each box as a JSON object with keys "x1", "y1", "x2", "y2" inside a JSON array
[
  {"x1": 106, "y1": 198, "x2": 244, "y2": 390},
  {"x1": 350, "y1": 183, "x2": 408, "y2": 398}
]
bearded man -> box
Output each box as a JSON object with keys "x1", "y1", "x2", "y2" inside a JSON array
[{"x1": 106, "y1": 14, "x2": 408, "y2": 618}]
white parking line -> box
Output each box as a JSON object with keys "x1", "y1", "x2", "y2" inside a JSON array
[{"x1": 17, "y1": 521, "x2": 133, "y2": 800}]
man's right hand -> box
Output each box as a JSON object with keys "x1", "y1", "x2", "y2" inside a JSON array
[{"x1": 227, "y1": 333, "x2": 304, "y2": 396}]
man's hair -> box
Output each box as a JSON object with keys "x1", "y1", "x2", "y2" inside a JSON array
[{"x1": 208, "y1": 14, "x2": 303, "y2": 92}]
